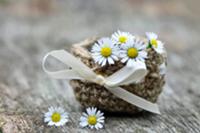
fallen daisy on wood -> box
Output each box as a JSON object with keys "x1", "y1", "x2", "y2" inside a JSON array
[
  {"x1": 79, "y1": 107, "x2": 105, "y2": 130},
  {"x1": 44, "y1": 106, "x2": 69, "y2": 127}
]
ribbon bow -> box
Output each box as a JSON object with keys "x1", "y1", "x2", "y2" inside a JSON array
[{"x1": 42, "y1": 50, "x2": 160, "y2": 114}]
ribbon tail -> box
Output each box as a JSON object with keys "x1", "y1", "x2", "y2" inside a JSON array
[{"x1": 106, "y1": 86, "x2": 160, "y2": 114}]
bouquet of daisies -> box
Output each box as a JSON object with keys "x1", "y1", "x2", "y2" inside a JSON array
[{"x1": 69, "y1": 30, "x2": 167, "y2": 114}]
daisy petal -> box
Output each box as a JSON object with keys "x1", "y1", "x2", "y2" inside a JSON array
[{"x1": 80, "y1": 121, "x2": 88, "y2": 127}]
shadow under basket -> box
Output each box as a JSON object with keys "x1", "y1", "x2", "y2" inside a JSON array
[{"x1": 69, "y1": 37, "x2": 167, "y2": 114}]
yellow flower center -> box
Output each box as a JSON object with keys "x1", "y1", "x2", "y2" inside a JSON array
[
  {"x1": 87, "y1": 115, "x2": 97, "y2": 125},
  {"x1": 51, "y1": 112, "x2": 61, "y2": 122},
  {"x1": 101, "y1": 47, "x2": 112, "y2": 57},
  {"x1": 119, "y1": 36, "x2": 127, "y2": 43},
  {"x1": 127, "y1": 48, "x2": 138, "y2": 58},
  {"x1": 150, "y1": 39, "x2": 158, "y2": 48}
]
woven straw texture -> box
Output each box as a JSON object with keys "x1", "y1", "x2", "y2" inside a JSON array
[{"x1": 70, "y1": 37, "x2": 167, "y2": 114}]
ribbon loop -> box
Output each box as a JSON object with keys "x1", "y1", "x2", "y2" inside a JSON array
[{"x1": 42, "y1": 50, "x2": 160, "y2": 114}]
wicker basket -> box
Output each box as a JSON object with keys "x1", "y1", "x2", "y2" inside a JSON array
[{"x1": 70, "y1": 37, "x2": 167, "y2": 114}]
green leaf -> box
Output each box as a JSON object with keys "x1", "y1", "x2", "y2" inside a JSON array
[{"x1": 147, "y1": 42, "x2": 152, "y2": 49}]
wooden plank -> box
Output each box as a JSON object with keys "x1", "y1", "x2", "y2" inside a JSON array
[{"x1": 0, "y1": 0, "x2": 200, "y2": 132}]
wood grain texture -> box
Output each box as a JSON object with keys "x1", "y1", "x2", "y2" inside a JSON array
[{"x1": 0, "y1": 0, "x2": 200, "y2": 132}]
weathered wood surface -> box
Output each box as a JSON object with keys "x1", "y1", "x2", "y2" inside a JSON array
[{"x1": 0, "y1": 0, "x2": 200, "y2": 132}]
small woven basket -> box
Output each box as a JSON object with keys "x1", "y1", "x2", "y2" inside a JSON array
[{"x1": 70, "y1": 37, "x2": 167, "y2": 114}]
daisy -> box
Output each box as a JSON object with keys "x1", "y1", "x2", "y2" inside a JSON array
[
  {"x1": 91, "y1": 38, "x2": 119, "y2": 66},
  {"x1": 44, "y1": 106, "x2": 69, "y2": 127},
  {"x1": 112, "y1": 30, "x2": 135, "y2": 45},
  {"x1": 120, "y1": 38, "x2": 147, "y2": 67},
  {"x1": 79, "y1": 107, "x2": 105, "y2": 130},
  {"x1": 146, "y1": 32, "x2": 165, "y2": 54}
]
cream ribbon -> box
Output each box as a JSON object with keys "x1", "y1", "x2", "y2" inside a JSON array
[{"x1": 42, "y1": 50, "x2": 160, "y2": 114}]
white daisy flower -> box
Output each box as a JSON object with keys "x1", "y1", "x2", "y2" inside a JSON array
[
  {"x1": 91, "y1": 38, "x2": 119, "y2": 66},
  {"x1": 79, "y1": 107, "x2": 105, "y2": 130},
  {"x1": 120, "y1": 38, "x2": 147, "y2": 67},
  {"x1": 159, "y1": 62, "x2": 167, "y2": 75},
  {"x1": 112, "y1": 30, "x2": 135, "y2": 45},
  {"x1": 44, "y1": 106, "x2": 69, "y2": 127},
  {"x1": 146, "y1": 32, "x2": 165, "y2": 54}
]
